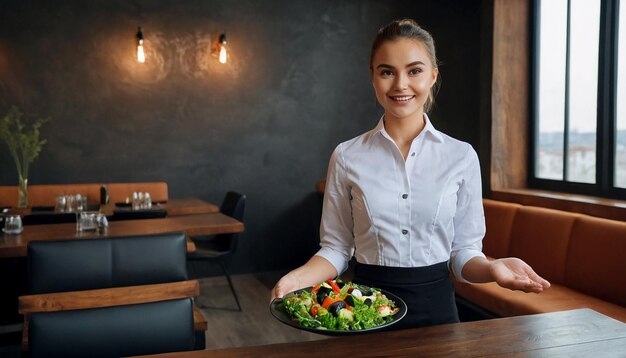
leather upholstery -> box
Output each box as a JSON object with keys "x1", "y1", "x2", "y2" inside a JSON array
[
  {"x1": 454, "y1": 199, "x2": 626, "y2": 323},
  {"x1": 0, "y1": 182, "x2": 168, "y2": 207},
  {"x1": 482, "y1": 199, "x2": 520, "y2": 258},
  {"x1": 28, "y1": 232, "x2": 188, "y2": 294},
  {"x1": 455, "y1": 281, "x2": 626, "y2": 323},
  {"x1": 28, "y1": 298, "x2": 195, "y2": 358},
  {"x1": 566, "y1": 216, "x2": 626, "y2": 307},
  {"x1": 508, "y1": 206, "x2": 580, "y2": 285}
]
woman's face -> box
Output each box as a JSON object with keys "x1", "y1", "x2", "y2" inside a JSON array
[{"x1": 371, "y1": 38, "x2": 438, "y2": 122}]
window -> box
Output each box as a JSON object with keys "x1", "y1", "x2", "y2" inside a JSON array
[{"x1": 532, "y1": 0, "x2": 626, "y2": 199}]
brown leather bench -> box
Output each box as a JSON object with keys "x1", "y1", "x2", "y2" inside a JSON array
[
  {"x1": 0, "y1": 182, "x2": 168, "y2": 207},
  {"x1": 454, "y1": 199, "x2": 626, "y2": 323}
]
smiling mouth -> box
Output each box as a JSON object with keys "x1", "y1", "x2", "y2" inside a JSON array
[{"x1": 389, "y1": 95, "x2": 416, "y2": 103}]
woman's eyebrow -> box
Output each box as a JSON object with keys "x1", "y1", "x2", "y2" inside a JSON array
[
  {"x1": 376, "y1": 61, "x2": 426, "y2": 70},
  {"x1": 406, "y1": 61, "x2": 425, "y2": 68}
]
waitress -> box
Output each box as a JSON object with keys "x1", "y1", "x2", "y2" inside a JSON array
[{"x1": 271, "y1": 18, "x2": 550, "y2": 329}]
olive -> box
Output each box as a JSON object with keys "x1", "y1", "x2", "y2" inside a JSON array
[
  {"x1": 316, "y1": 286, "x2": 332, "y2": 304},
  {"x1": 328, "y1": 301, "x2": 347, "y2": 316},
  {"x1": 345, "y1": 295, "x2": 355, "y2": 307},
  {"x1": 336, "y1": 281, "x2": 345, "y2": 289},
  {"x1": 356, "y1": 284, "x2": 373, "y2": 296},
  {"x1": 364, "y1": 298, "x2": 372, "y2": 307}
]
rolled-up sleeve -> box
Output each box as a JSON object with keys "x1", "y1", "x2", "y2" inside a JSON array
[
  {"x1": 315, "y1": 144, "x2": 355, "y2": 276},
  {"x1": 449, "y1": 145, "x2": 486, "y2": 283}
]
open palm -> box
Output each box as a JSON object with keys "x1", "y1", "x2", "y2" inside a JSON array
[{"x1": 490, "y1": 258, "x2": 551, "y2": 293}]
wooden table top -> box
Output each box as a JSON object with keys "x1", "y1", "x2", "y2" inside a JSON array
[
  {"x1": 0, "y1": 213, "x2": 243, "y2": 258},
  {"x1": 136, "y1": 309, "x2": 626, "y2": 357},
  {"x1": 4, "y1": 197, "x2": 219, "y2": 217}
]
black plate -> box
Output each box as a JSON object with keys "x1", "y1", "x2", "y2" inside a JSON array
[{"x1": 269, "y1": 286, "x2": 407, "y2": 336}]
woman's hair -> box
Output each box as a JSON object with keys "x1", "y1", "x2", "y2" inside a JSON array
[{"x1": 370, "y1": 19, "x2": 440, "y2": 113}]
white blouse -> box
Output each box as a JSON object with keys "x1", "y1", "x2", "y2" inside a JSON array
[{"x1": 315, "y1": 115, "x2": 486, "y2": 283}]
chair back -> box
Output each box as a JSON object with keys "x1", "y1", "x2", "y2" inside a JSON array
[
  {"x1": 28, "y1": 298, "x2": 195, "y2": 358},
  {"x1": 28, "y1": 232, "x2": 188, "y2": 294},
  {"x1": 218, "y1": 191, "x2": 246, "y2": 252},
  {"x1": 221, "y1": 191, "x2": 246, "y2": 221}
]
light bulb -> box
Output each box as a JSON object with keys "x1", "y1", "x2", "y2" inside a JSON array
[
  {"x1": 219, "y1": 44, "x2": 227, "y2": 64},
  {"x1": 214, "y1": 33, "x2": 227, "y2": 64},
  {"x1": 137, "y1": 39, "x2": 145, "y2": 63},
  {"x1": 136, "y1": 27, "x2": 145, "y2": 64}
]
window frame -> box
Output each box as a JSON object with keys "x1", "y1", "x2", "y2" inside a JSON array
[{"x1": 529, "y1": 0, "x2": 626, "y2": 200}]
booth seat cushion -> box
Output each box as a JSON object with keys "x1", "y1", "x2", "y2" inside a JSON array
[
  {"x1": 507, "y1": 206, "x2": 580, "y2": 285},
  {"x1": 455, "y1": 281, "x2": 626, "y2": 323},
  {"x1": 565, "y1": 216, "x2": 626, "y2": 307},
  {"x1": 28, "y1": 298, "x2": 195, "y2": 358},
  {"x1": 482, "y1": 199, "x2": 520, "y2": 258},
  {"x1": 27, "y1": 232, "x2": 188, "y2": 294}
]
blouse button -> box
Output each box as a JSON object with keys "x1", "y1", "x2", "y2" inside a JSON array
[
  {"x1": 402, "y1": 194, "x2": 408, "y2": 199},
  {"x1": 402, "y1": 229, "x2": 408, "y2": 235},
  {"x1": 411, "y1": 152, "x2": 416, "y2": 157}
]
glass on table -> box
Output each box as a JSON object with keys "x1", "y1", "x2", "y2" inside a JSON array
[
  {"x1": 77, "y1": 211, "x2": 99, "y2": 232},
  {"x1": 3, "y1": 215, "x2": 23, "y2": 234},
  {"x1": 55, "y1": 195, "x2": 67, "y2": 212}
]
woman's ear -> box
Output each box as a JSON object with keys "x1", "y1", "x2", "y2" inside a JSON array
[{"x1": 431, "y1": 67, "x2": 439, "y2": 87}]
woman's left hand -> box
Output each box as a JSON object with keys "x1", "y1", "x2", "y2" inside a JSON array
[{"x1": 490, "y1": 257, "x2": 551, "y2": 293}]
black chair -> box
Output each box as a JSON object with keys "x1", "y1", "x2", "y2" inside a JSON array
[
  {"x1": 187, "y1": 191, "x2": 246, "y2": 311},
  {"x1": 21, "y1": 281, "x2": 197, "y2": 358},
  {"x1": 109, "y1": 208, "x2": 167, "y2": 221},
  {"x1": 24, "y1": 233, "x2": 205, "y2": 354},
  {"x1": 22, "y1": 212, "x2": 77, "y2": 225}
]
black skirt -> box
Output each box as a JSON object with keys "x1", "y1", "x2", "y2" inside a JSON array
[{"x1": 353, "y1": 261, "x2": 459, "y2": 330}]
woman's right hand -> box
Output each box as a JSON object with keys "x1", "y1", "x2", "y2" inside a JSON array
[
  {"x1": 270, "y1": 272, "x2": 300, "y2": 302},
  {"x1": 270, "y1": 256, "x2": 339, "y2": 302}
]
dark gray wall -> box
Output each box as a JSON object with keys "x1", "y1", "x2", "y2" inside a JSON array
[{"x1": 0, "y1": 0, "x2": 483, "y2": 274}]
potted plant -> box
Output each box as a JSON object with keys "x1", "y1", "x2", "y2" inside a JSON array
[{"x1": 0, "y1": 106, "x2": 48, "y2": 208}]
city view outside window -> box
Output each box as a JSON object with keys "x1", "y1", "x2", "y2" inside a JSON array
[
  {"x1": 617, "y1": 0, "x2": 626, "y2": 188},
  {"x1": 534, "y1": 0, "x2": 626, "y2": 196}
]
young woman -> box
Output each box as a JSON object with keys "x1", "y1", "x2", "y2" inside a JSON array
[{"x1": 271, "y1": 19, "x2": 550, "y2": 329}]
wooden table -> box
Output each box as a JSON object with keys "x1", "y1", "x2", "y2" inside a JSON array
[
  {"x1": 5, "y1": 198, "x2": 219, "y2": 217},
  {"x1": 100, "y1": 198, "x2": 219, "y2": 216},
  {"x1": 136, "y1": 309, "x2": 626, "y2": 357},
  {"x1": 0, "y1": 213, "x2": 243, "y2": 258}
]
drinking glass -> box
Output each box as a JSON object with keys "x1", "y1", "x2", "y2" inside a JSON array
[
  {"x1": 55, "y1": 195, "x2": 67, "y2": 212},
  {"x1": 3, "y1": 215, "x2": 23, "y2": 234},
  {"x1": 77, "y1": 211, "x2": 98, "y2": 232},
  {"x1": 66, "y1": 195, "x2": 76, "y2": 212}
]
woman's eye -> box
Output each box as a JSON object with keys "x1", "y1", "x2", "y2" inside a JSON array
[
  {"x1": 380, "y1": 70, "x2": 394, "y2": 77},
  {"x1": 409, "y1": 68, "x2": 422, "y2": 75}
]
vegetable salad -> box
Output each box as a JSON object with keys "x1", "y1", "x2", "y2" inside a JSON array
[{"x1": 281, "y1": 279, "x2": 400, "y2": 331}]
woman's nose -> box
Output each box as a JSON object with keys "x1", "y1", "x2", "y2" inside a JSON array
[{"x1": 394, "y1": 73, "x2": 408, "y2": 91}]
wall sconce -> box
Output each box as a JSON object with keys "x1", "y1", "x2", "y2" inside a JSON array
[
  {"x1": 136, "y1": 27, "x2": 145, "y2": 63},
  {"x1": 212, "y1": 33, "x2": 227, "y2": 64}
]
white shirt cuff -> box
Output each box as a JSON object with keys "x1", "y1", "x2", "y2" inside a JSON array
[
  {"x1": 451, "y1": 250, "x2": 486, "y2": 283},
  {"x1": 315, "y1": 246, "x2": 349, "y2": 277}
]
